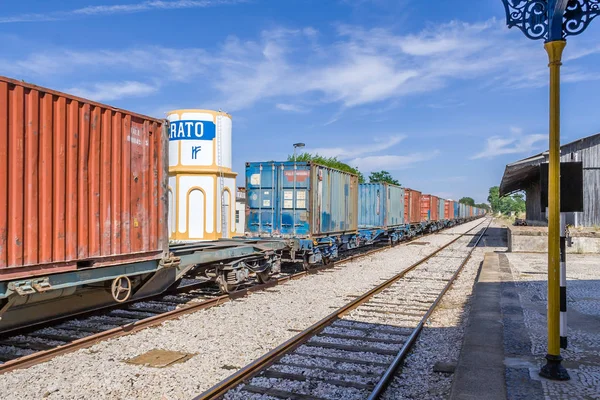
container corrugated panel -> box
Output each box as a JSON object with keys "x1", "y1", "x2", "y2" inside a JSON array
[
  {"x1": 445, "y1": 200, "x2": 455, "y2": 220},
  {"x1": 0, "y1": 76, "x2": 169, "y2": 281},
  {"x1": 358, "y1": 183, "x2": 404, "y2": 229},
  {"x1": 454, "y1": 202, "x2": 460, "y2": 219},
  {"x1": 245, "y1": 161, "x2": 358, "y2": 238},
  {"x1": 438, "y1": 198, "x2": 445, "y2": 221},
  {"x1": 421, "y1": 194, "x2": 431, "y2": 221},
  {"x1": 430, "y1": 196, "x2": 440, "y2": 221},
  {"x1": 404, "y1": 188, "x2": 421, "y2": 224}
]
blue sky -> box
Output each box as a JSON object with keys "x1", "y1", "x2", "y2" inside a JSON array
[{"x1": 1, "y1": 0, "x2": 599, "y2": 203}]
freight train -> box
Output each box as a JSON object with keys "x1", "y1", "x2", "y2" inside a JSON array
[
  {"x1": 244, "y1": 161, "x2": 484, "y2": 269},
  {"x1": 0, "y1": 76, "x2": 484, "y2": 333}
]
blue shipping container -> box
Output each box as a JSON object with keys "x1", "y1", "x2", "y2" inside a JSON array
[
  {"x1": 438, "y1": 198, "x2": 445, "y2": 221},
  {"x1": 358, "y1": 183, "x2": 405, "y2": 229},
  {"x1": 245, "y1": 161, "x2": 358, "y2": 238},
  {"x1": 459, "y1": 203, "x2": 467, "y2": 218},
  {"x1": 454, "y1": 202, "x2": 460, "y2": 219}
]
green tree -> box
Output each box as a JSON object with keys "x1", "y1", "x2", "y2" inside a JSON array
[
  {"x1": 368, "y1": 170, "x2": 400, "y2": 186},
  {"x1": 475, "y1": 203, "x2": 491, "y2": 212},
  {"x1": 488, "y1": 186, "x2": 526, "y2": 215},
  {"x1": 459, "y1": 197, "x2": 475, "y2": 206},
  {"x1": 288, "y1": 153, "x2": 365, "y2": 183},
  {"x1": 487, "y1": 186, "x2": 501, "y2": 212}
]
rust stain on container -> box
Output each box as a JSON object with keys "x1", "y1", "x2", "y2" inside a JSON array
[
  {"x1": 404, "y1": 188, "x2": 421, "y2": 224},
  {"x1": 0, "y1": 76, "x2": 168, "y2": 280}
]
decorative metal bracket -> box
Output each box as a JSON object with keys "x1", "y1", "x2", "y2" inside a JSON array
[{"x1": 502, "y1": 0, "x2": 600, "y2": 41}]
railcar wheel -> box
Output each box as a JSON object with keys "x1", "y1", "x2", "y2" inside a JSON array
[
  {"x1": 323, "y1": 256, "x2": 333, "y2": 266},
  {"x1": 217, "y1": 272, "x2": 237, "y2": 293},
  {"x1": 302, "y1": 255, "x2": 310, "y2": 271},
  {"x1": 111, "y1": 276, "x2": 132, "y2": 303},
  {"x1": 256, "y1": 270, "x2": 271, "y2": 284}
]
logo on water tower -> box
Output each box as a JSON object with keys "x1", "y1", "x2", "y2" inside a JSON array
[
  {"x1": 191, "y1": 146, "x2": 202, "y2": 160},
  {"x1": 169, "y1": 120, "x2": 216, "y2": 141}
]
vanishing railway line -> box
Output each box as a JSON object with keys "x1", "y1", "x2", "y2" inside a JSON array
[
  {"x1": 197, "y1": 218, "x2": 490, "y2": 400},
  {"x1": 0, "y1": 221, "x2": 475, "y2": 374}
]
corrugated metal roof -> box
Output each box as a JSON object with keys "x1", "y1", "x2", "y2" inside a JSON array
[{"x1": 499, "y1": 132, "x2": 600, "y2": 196}]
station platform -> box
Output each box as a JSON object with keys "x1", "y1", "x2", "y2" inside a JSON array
[{"x1": 450, "y1": 251, "x2": 600, "y2": 400}]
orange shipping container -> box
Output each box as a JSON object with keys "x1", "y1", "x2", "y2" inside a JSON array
[
  {"x1": 430, "y1": 196, "x2": 440, "y2": 221},
  {"x1": 0, "y1": 76, "x2": 169, "y2": 281},
  {"x1": 444, "y1": 200, "x2": 455, "y2": 220},
  {"x1": 404, "y1": 188, "x2": 421, "y2": 224},
  {"x1": 421, "y1": 194, "x2": 431, "y2": 221},
  {"x1": 421, "y1": 194, "x2": 440, "y2": 222}
]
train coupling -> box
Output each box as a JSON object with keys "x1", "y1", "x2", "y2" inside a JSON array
[
  {"x1": 161, "y1": 252, "x2": 181, "y2": 268},
  {"x1": 8, "y1": 278, "x2": 53, "y2": 296}
]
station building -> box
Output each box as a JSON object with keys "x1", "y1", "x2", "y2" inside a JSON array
[
  {"x1": 500, "y1": 132, "x2": 600, "y2": 227},
  {"x1": 236, "y1": 187, "x2": 246, "y2": 236}
]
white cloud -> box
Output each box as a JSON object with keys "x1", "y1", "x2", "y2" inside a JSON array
[
  {"x1": 276, "y1": 103, "x2": 308, "y2": 113},
  {"x1": 0, "y1": 1, "x2": 245, "y2": 23},
  {"x1": 471, "y1": 130, "x2": 547, "y2": 160},
  {"x1": 298, "y1": 135, "x2": 433, "y2": 172},
  {"x1": 350, "y1": 151, "x2": 439, "y2": 172},
  {"x1": 306, "y1": 135, "x2": 405, "y2": 159},
  {"x1": 66, "y1": 81, "x2": 158, "y2": 102},
  {"x1": 0, "y1": 47, "x2": 211, "y2": 81},
  {"x1": 509, "y1": 126, "x2": 523, "y2": 135},
  {"x1": 2, "y1": 18, "x2": 598, "y2": 110}
]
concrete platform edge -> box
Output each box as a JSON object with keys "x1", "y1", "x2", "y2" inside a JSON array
[{"x1": 449, "y1": 252, "x2": 507, "y2": 400}]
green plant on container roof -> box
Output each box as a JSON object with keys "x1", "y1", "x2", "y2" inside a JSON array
[
  {"x1": 368, "y1": 170, "x2": 400, "y2": 186},
  {"x1": 287, "y1": 153, "x2": 365, "y2": 183}
]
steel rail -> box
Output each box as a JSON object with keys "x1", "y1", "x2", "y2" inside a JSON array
[
  {"x1": 0, "y1": 221, "x2": 453, "y2": 374},
  {"x1": 195, "y1": 218, "x2": 488, "y2": 399},
  {"x1": 367, "y1": 218, "x2": 492, "y2": 399}
]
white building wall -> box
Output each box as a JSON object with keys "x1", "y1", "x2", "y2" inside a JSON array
[{"x1": 236, "y1": 201, "x2": 246, "y2": 235}]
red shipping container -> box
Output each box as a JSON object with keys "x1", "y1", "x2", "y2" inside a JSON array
[
  {"x1": 404, "y1": 188, "x2": 421, "y2": 224},
  {"x1": 430, "y1": 196, "x2": 439, "y2": 221},
  {"x1": 444, "y1": 200, "x2": 455, "y2": 220},
  {"x1": 0, "y1": 76, "x2": 169, "y2": 281},
  {"x1": 421, "y1": 194, "x2": 431, "y2": 221}
]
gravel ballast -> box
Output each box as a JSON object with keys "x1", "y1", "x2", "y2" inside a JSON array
[
  {"x1": 0, "y1": 219, "x2": 485, "y2": 400},
  {"x1": 381, "y1": 219, "x2": 507, "y2": 400}
]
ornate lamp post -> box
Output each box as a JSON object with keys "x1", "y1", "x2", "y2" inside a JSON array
[{"x1": 500, "y1": 0, "x2": 599, "y2": 381}]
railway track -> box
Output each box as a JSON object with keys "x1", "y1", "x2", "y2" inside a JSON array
[
  {"x1": 197, "y1": 218, "x2": 490, "y2": 400},
  {"x1": 0, "y1": 220, "x2": 480, "y2": 375}
]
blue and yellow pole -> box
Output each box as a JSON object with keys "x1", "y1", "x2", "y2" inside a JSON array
[
  {"x1": 540, "y1": 39, "x2": 570, "y2": 381},
  {"x1": 501, "y1": 0, "x2": 599, "y2": 381}
]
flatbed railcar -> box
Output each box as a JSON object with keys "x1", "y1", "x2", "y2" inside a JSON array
[
  {"x1": 0, "y1": 76, "x2": 488, "y2": 333},
  {"x1": 0, "y1": 77, "x2": 283, "y2": 333},
  {"x1": 244, "y1": 161, "x2": 487, "y2": 268}
]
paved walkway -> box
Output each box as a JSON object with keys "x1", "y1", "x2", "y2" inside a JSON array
[{"x1": 450, "y1": 250, "x2": 600, "y2": 400}]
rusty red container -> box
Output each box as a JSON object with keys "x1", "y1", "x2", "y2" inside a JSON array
[
  {"x1": 0, "y1": 76, "x2": 169, "y2": 281},
  {"x1": 445, "y1": 200, "x2": 455, "y2": 220},
  {"x1": 422, "y1": 194, "x2": 440, "y2": 221},
  {"x1": 404, "y1": 188, "x2": 422, "y2": 224},
  {"x1": 421, "y1": 194, "x2": 431, "y2": 221},
  {"x1": 430, "y1": 196, "x2": 440, "y2": 221}
]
